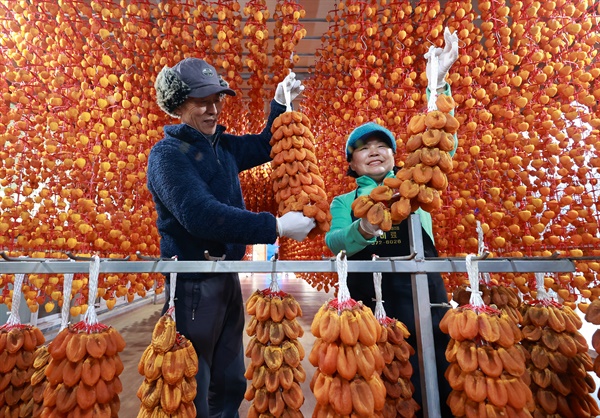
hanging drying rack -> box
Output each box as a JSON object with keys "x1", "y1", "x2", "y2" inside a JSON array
[
  {"x1": 0, "y1": 215, "x2": 587, "y2": 418},
  {"x1": 0, "y1": 248, "x2": 577, "y2": 274}
]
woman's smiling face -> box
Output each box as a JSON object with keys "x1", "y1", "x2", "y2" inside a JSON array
[{"x1": 349, "y1": 137, "x2": 395, "y2": 182}]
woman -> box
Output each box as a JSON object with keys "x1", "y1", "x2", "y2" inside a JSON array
[{"x1": 325, "y1": 28, "x2": 459, "y2": 417}]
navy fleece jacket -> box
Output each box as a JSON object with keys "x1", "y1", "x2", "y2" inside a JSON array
[{"x1": 147, "y1": 100, "x2": 285, "y2": 273}]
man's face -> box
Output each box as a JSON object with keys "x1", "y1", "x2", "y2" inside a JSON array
[{"x1": 178, "y1": 93, "x2": 224, "y2": 135}]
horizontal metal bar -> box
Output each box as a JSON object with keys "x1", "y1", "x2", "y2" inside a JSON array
[{"x1": 0, "y1": 258, "x2": 576, "y2": 275}]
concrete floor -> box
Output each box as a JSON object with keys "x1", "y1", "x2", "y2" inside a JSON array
[{"x1": 104, "y1": 273, "x2": 333, "y2": 417}]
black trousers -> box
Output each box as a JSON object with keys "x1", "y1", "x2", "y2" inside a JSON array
[{"x1": 164, "y1": 273, "x2": 246, "y2": 418}]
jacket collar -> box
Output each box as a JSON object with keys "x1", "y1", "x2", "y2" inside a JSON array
[
  {"x1": 356, "y1": 171, "x2": 395, "y2": 189},
  {"x1": 164, "y1": 123, "x2": 226, "y2": 145}
]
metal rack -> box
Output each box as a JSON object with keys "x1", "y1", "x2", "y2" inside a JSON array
[
  {"x1": 0, "y1": 214, "x2": 578, "y2": 418},
  {"x1": 0, "y1": 252, "x2": 575, "y2": 275}
]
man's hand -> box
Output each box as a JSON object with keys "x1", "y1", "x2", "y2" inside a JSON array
[
  {"x1": 275, "y1": 72, "x2": 304, "y2": 106},
  {"x1": 276, "y1": 211, "x2": 315, "y2": 241}
]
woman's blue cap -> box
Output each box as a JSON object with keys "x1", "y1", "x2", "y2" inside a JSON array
[{"x1": 345, "y1": 122, "x2": 396, "y2": 161}]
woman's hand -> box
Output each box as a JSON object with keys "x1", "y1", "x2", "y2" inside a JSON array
[
  {"x1": 425, "y1": 27, "x2": 459, "y2": 91},
  {"x1": 358, "y1": 218, "x2": 383, "y2": 239}
]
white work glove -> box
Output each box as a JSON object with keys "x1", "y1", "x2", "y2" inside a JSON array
[
  {"x1": 359, "y1": 218, "x2": 383, "y2": 238},
  {"x1": 274, "y1": 72, "x2": 304, "y2": 106},
  {"x1": 425, "y1": 27, "x2": 459, "y2": 90},
  {"x1": 276, "y1": 211, "x2": 316, "y2": 241}
]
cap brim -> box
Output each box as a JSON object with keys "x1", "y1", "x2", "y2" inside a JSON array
[
  {"x1": 346, "y1": 131, "x2": 396, "y2": 160},
  {"x1": 350, "y1": 132, "x2": 396, "y2": 151},
  {"x1": 188, "y1": 85, "x2": 236, "y2": 98}
]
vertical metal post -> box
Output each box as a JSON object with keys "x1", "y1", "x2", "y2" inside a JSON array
[
  {"x1": 408, "y1": 214, "x2": 440, "y2": 418},
  {"x1": 153, "y1": 280, "x2": 158, "y2": 305}
]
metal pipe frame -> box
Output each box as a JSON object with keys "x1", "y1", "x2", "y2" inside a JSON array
[
  {"x1": 408, "y1": 214, "x2": 440, "y2": 418},
  {"x1": 0, "y1": 225, "x2": 581, "y2": 418},
  {"x1": 0, "y1": 257, "x2": 576, "y2": 275}
]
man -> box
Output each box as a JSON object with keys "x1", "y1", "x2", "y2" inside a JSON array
[{"x1": 147, "y1": 57, "x2": 314, "y2": 417}]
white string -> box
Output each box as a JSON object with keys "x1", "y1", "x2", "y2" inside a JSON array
[
  {"x1": 82, "y1": 255, "x2": 100, "y2": 327},
  {"x1": 168, "y1": 256, "x2": 177, "y2": 322},
  {"x1": 546, "y1": 287, "x2": 559, "y2": 301},
  {"x1": 534, "y1": 272, "x2": 551, "y2": 301},
  {"x1": 269, "y1": 272, "x2": 280, "y2": 293},
  {"x1": 6, "y1": 273, "x2": 25, "y2": 327},
  {"x1": 269, "y1": 257, "x2": 280, "y2": 294},
  {"x1": 466, "y1": 254, "x2": 484, "y2": 307},
  {"x1": 476, "y1": 221, "x2": 485, "y2": 256},
  {"x1": 426, "y1": 49, "x2": 439, "y2": 112},
  {"x1": 372, "y1": 255, "x2": 386, "y2": 322},
  {"x1": 283, "y1": 74, "x2": 292, "y2": 113},
  {"x1": 60, "y1": 259, "x2": 76, "y2": 331},
  {"x1": 336, "y1": 251, "x2": 350, "y2": 305},
  {"x1": 476, "y1": 221, "x2": 491, "y2": 284}
]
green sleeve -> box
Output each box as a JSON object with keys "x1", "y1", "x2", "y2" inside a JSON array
[{"x1": 325, "y1": 193, "x2": 377, "y2": 257}]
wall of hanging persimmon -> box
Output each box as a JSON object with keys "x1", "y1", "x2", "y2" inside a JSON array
[{"x1": 0, "y1": 0, "x2": 599, "y2": 312}]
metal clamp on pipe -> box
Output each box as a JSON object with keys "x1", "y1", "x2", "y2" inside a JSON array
[
  {"x1": 65, "y1": 252, "x2": 130, "y2": 261},
  {"x1": 430, "y1": 302, "x2": 453, "y2": 308},
  {"x1": 0, "y1": 252, "x2": 29, "y2": 261},
  {"x1": 135, "y1": 251, "x2": 171, "y2": 261},
  {"x1": 382, "y1": 253, "x2": 417, "y2": 261},
  {"x1": 204, "y1": 250, "x2": 226, "y2": 261}
]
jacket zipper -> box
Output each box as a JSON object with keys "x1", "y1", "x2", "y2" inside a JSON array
[{"x1": 211, "y1": 130, "x2": 222, "y2": 164}]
